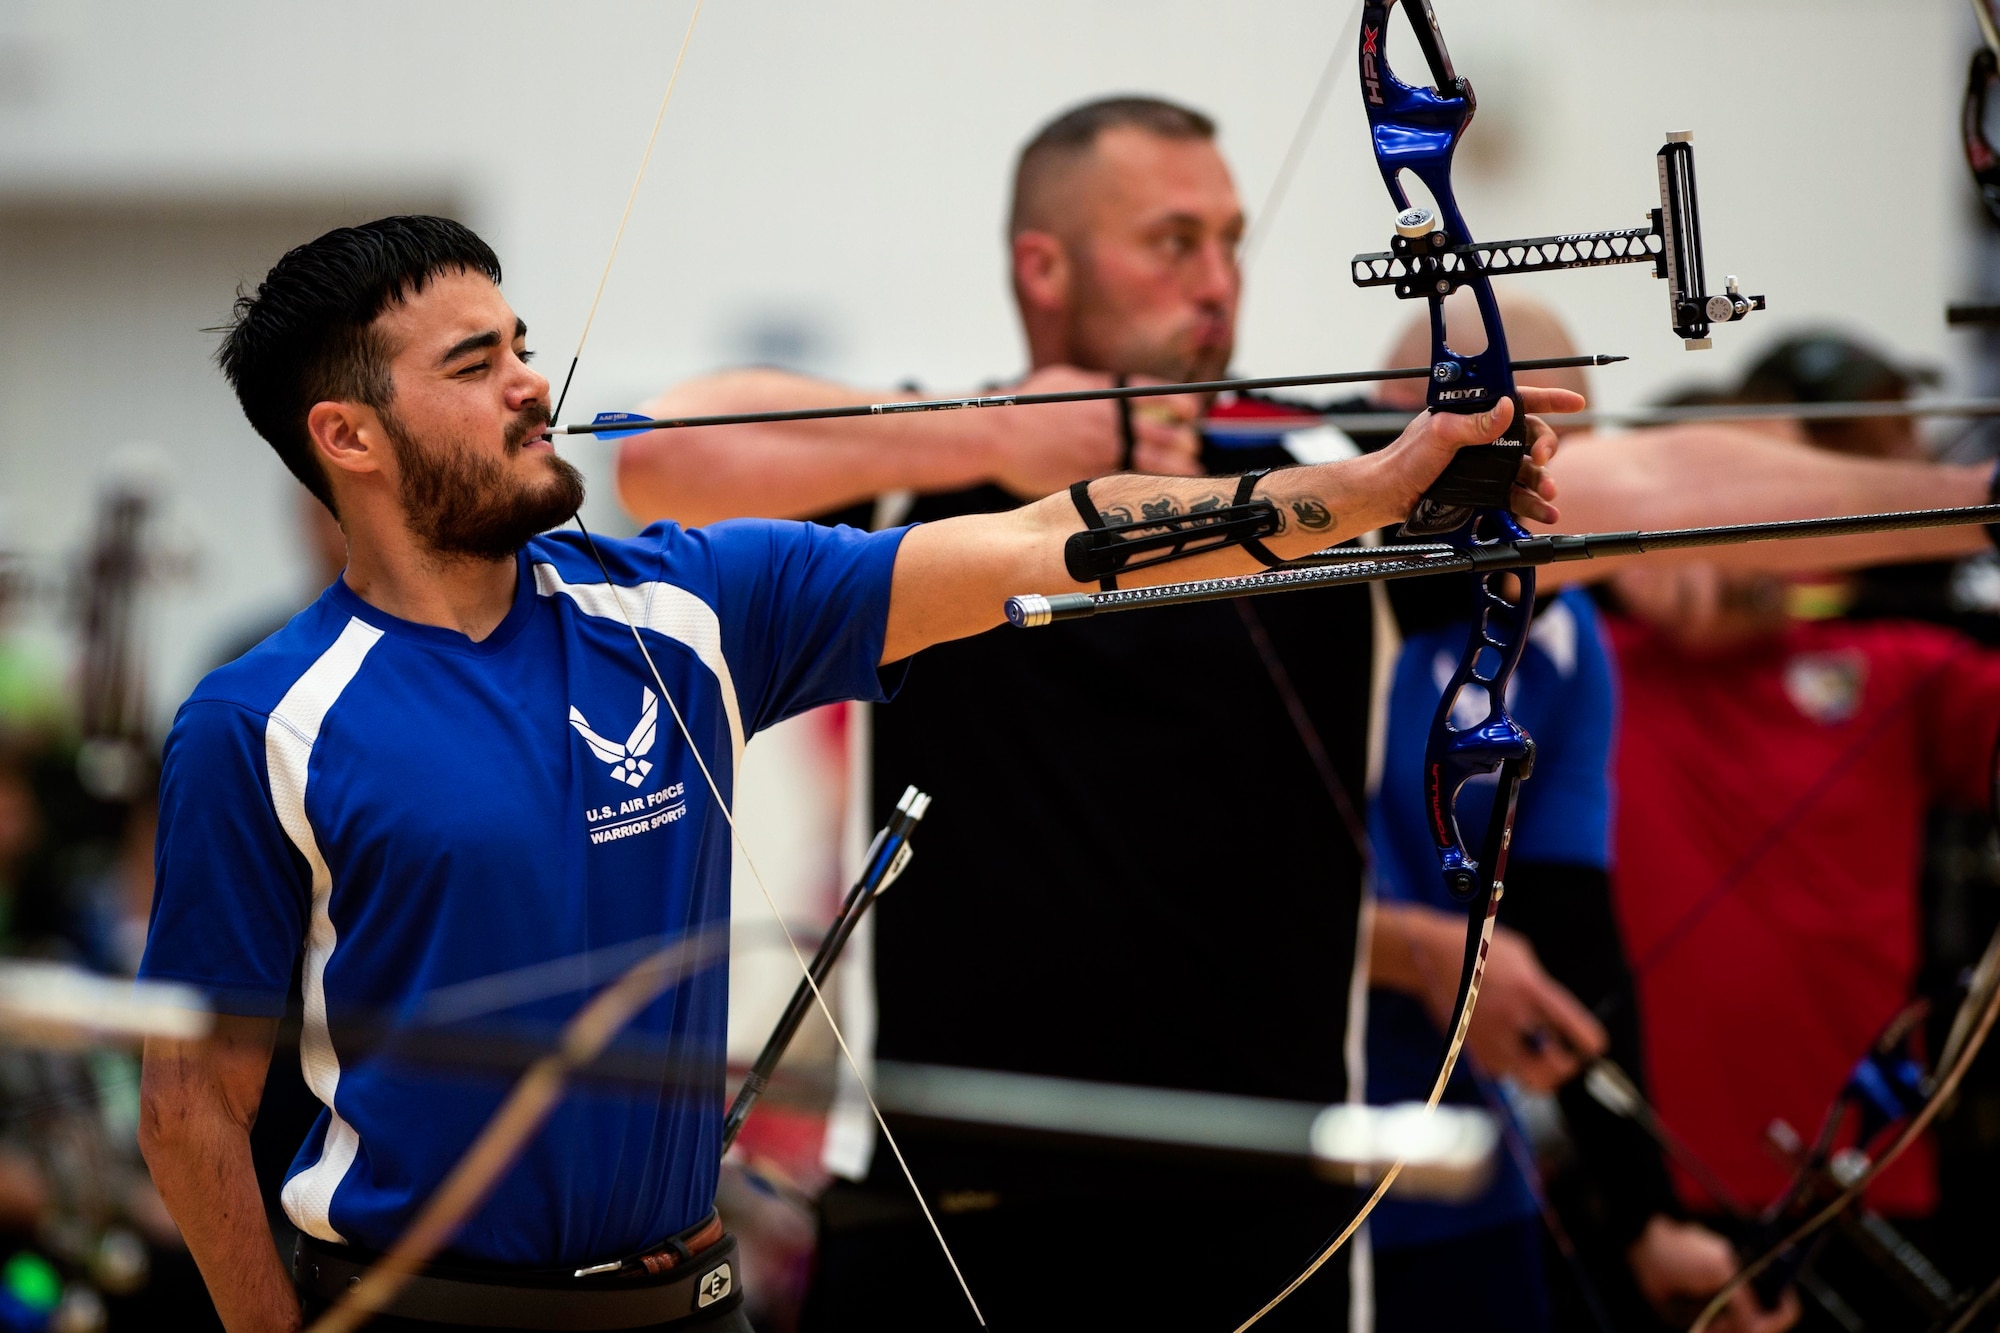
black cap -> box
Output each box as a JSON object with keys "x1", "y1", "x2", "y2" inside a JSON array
[{"x1": 1738, "y1": 331, "x2": 1941, "y2": 404}]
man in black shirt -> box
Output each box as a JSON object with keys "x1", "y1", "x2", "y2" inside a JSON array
[
  {"x1": 633, "y1": 97, "x2": 1375, "y2": 1333},
  {"x1": 620, "y1": 97, "x2": 1995, "y2": 1332}
]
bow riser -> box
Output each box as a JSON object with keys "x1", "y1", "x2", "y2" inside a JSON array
[
  {"x1": 1424, "y1": 541, "x2": 1537, "y2": 899},
  {"x1": 1361, "y1": 1, "x2": 1536, "y2": 897},
  {"x1": 1363, "y1": 1, "x2": 1529, "y2": 530}
]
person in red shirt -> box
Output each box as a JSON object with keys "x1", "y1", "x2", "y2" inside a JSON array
[{"x1": 1607, "y1": 556, "x2": 2000, "y2": 1223}]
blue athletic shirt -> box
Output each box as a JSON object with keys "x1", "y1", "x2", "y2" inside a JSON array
[
  {"x1": 139, "y1": 519, "x2": 907, "y2": 1268},
  {"x1": 1366, "y1": 587, "x2": 1615, "y2": 1249}
]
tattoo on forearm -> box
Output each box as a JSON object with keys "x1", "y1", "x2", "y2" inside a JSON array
[
  {"x1": 1097, "y1": 504, "x2": 1135, "y2": 526},
  {"x1": 1290, "y1": 497, "x2": 1334, "y2": 531},
  {"x1": 1139, "y1": 497, "x2": 1184, "y2": 521}
]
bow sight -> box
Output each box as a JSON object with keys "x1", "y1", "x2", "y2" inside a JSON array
[
  {"x1": 1353, "y1": 132, "x2": 1766, "y2": 353},
  {"x1": 1350, "y1": 0, "x2": 1770, "y2": 921}
]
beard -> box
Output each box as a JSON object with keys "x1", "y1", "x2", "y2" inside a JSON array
[
  {"x1": 381, "y1": 403, "x2": 586, "y2": 562},
  {"x1": 1173, "y1": 335, "x2": 1234, "y2": 384}
]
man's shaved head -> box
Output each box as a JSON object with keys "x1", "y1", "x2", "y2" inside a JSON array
[
  {"x1": 1009, "y1": 96, "x2": 1217, "y2": 240},
  {"x1": 1006, "y1": 96, "x2": 1241, "y2": 381}
]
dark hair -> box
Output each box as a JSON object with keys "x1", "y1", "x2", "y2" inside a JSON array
[
  {"x1": 1737, "y1": 330, "x2": 1938, "y2": 407},
  {"x1": 216, "y1": 215, "x2": 503, "y2": 514},
  {"x1": 1008, "y1": 96, "x2": 1217, "y2": 237}
]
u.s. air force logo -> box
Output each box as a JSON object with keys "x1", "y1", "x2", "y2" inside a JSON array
[
  {"x1": 569, "y1": 687, "x2": 658, "y2": 787},
  {"x1": 575, "y1": 687, "x2": 688, "y2": 844}
]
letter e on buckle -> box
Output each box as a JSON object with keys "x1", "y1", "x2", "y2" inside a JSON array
[{"x1": 697, "y1": 1263, "x2": 733, "y2": 1308}]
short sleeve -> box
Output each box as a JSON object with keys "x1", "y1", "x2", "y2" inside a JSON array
[
  {"x1": 138, "y1": 699, "x2": 310, "y2": 1016},
  {"x1": 695, "y1": 519, "x2": 910, "y2": 735}
]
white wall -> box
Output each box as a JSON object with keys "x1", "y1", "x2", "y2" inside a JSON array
[
  {"x1": 0, "y1": 1, "x2": 1982, "y2": 1044},
  {"x1": 0, "y1": 0, "x2": 1978, "y2": 717}
]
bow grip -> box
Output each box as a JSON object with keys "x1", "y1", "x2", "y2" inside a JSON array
[
  {"x1": 1403, "y1": 391, "x2": 1527, "y2": 538},
  {"x1": 1419, "y1": 426, "x2": 1526, "y2": 508}
]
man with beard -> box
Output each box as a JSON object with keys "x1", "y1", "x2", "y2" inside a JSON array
[
  {"x1": 131, "y1": 216, "x2": 1565, "y2": 1333},
  {"x1": 622, "y1": 98, "x2": 1996, "y2": 1332}
]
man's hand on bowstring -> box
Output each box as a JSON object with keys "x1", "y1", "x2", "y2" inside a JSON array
[
  {"x1": 987, "y1": 365, "x2": 1204, "y2": 499},
  {"x1": 1628, "y1": 1216, "x2": 1802, "y2": 1333},
  {"x1": 1368, "y1": 388, "x2": 1585, "y2": 528}
]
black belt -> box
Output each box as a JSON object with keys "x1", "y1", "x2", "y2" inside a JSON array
[{"x1": 293, "y1": 1226, "x2": 740, "y2": 1330}]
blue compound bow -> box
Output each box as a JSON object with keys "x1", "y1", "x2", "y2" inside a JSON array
[
  {"x1": 1360, "y1": 0, "x2": 1768, "y2": 1082},
  {"x1": 1228, "y1": 6, "x2": 1768, "y2": 1324}
]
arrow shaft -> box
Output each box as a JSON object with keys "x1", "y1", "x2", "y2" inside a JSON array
[{"x1": 558, "y1": 354, "x2": 1624, "y2": 435}]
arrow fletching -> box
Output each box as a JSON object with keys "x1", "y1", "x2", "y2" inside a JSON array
[{"x1": 583, "y1": 412, "x2": 658, "y2": 437}]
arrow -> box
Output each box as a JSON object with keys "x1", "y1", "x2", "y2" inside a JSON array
[{"x1": 559, "y1": 354, "x2": 1627, "y2": 436}]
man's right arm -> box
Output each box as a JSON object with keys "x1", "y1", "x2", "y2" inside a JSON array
[
  {"x1": 140, "y1": 697, "x2": 316, "y2": 1330},
  {"x1": 141, "y1": 1015, "x2": 298, "y2": 1333},
  {"x1": 615, "y1": 366, "x2": 1203, "y2": 526},
  {"x1": 1539, "y1": 425, "x2": 1993, "y2": 583}
]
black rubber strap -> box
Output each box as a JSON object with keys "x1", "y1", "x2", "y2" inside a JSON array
[
  {"x1": 294, "y1": 1232, "x2": 740, "y2": 1328},
  {"x1": 1114, "y1": 373, "x2": 1137, "y2": 471},
  {"x1": 1235, "y1": 470, "x2": 1285, "y2": 568},
  {"x1": 1069, "y1": 479, "x2": 1118, "y2": 590}
]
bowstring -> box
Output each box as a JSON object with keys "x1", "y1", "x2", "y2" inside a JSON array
[
  {"x1": 1224, "y1": 13, "x2": 1394, "y2": 1325},
  {"x1": 548, "y1": 0, "x2": 706, "y2": 428},
  {"x1": 569, "y1": 522, "x2": 985, "y2": 1325},
  {"x1": 542, "y1": 0, "x2": 982, "y2": 1314},
  {"x1": 536, "y1": 0, "x2": 988, "y2": 1304},
  {"x1": 1239, "y1": 0, "x2": 1363, "y2": 270}
]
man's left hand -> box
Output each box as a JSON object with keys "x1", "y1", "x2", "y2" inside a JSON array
[
  {"x1": 1368, "y1": 387, "x2": 1585, "y2": 529},
  {"x1": 1628, "y1": 1216, "x2": 1801, "y2": 1333}
]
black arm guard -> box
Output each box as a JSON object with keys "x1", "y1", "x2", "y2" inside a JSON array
[{"x1": 1065, "y1": 471, "x2": 1287, "y2": 590}]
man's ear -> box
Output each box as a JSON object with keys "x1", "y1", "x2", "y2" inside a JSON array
[
  {"x1": 1010, "y1": 230, "x2": 1071, "y2": 316},
  {"x1": 306, "y1": 400, "x2": 385, "y2": 482}
]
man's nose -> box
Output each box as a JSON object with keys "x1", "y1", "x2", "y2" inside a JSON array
[
  {"x1": 508, "y1": 358, "x2": 551, "y2": 410},
  {"x1": 1186, "y1": 237, "x2": 1240, "y2": 306}
]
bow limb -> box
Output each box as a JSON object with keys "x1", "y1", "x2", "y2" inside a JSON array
[
  {"x1": 1231, "y1": 761, "x2": 1519, "y2": 1333},
  {"x1": 301, "y1": 926, "x2": 735, "y2": 1333},
  {"x1": 1235, "y1": 9, "x2": 1537, "y2": 1328},
  {"x1": 1235, "y1": 0, "x2": 1771, "y2": 1320},
  {"x1": 1684, "y1": 942, "x2": 2000, "y2": 1333}
]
